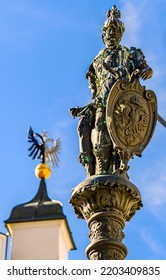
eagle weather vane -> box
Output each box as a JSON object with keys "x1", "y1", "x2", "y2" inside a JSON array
[{"x1": 28, "y1": 126, "x2": 61, "y2": 179}]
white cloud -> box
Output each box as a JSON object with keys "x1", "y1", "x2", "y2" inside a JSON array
[
  {"x1": 122, "y1": 3, "x2": 142, "y2": 45},
  {"x1": 144, "y1": 178, "x2": 166, "y2": 206},
  {"x1": 139, "y1": 166, "x2": 166, "y2": 221},
  {"x1": 129, "y1": 139, "x2": 166, "y2": 222},
  {"x1": 140, "y1": 227, "x2": 165, "y2": 257},
  {"x1": 122, "y1": 1, "x2": 166, "y2": 63}
]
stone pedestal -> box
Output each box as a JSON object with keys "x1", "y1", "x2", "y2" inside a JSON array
[{"x1": 70, "y1": 174, "x2": 143, "y2": 260}]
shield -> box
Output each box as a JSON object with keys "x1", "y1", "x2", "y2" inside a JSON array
[{"x1": 106, "y1": 77, "x2": 158, "y2": 171}]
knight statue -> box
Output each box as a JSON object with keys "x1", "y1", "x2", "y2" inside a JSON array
[{"x1": 70, "y1": 5, "x2": 154, "y2": 177}]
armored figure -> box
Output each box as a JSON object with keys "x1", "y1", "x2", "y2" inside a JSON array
[{"x1": 70, "y1": 5, "x2": 153, "y2": 177}]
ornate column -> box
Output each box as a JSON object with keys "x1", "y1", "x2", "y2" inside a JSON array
[
  {"x1": 70, "y1": 5, "x2": 158, "y2": 260},
  {"x1": 70, "y1": 174, "x2": 142, "y2": 260}
]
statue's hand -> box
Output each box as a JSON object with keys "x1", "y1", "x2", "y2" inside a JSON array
[
  {"x1": 69, "y1": 107, "x2": 79, "y2": 118},
  {"x1": 140, "y1": 67, "x2": 153, "y2": 80},
  {"x1": 132, "y1": 69, "x2": 141, "y2": 76}
]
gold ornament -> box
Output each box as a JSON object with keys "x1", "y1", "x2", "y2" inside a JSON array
[{"x1": 35, "y1": 163, "x2": 51, "y2": 179}]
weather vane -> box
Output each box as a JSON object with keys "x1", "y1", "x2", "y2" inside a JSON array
[{"x1": 28, "y1": 126, "x2": 61, "y2": 179}]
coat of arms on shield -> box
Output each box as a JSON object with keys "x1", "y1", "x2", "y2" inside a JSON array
[{"x1": 106, "y1": 76, "x2": 158, "y2": 172}]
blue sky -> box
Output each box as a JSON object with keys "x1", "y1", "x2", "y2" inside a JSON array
[{"x1": 0, "y1": 0, "x2": 166, "y2": 260}]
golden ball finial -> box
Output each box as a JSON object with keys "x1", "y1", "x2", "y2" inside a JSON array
[{"x1": 35, "y1": 163, "x2": 51, "y2": 179}]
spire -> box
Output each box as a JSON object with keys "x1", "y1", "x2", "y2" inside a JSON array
[
  {"x1": 5, "y1": 127, "x2": 75, "y2": 260},
  {"x1": 5, "y1": 127, "x2": 64, "y2": 223}
]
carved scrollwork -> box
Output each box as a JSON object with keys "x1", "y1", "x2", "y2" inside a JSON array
[
  {"x1": 89, "y1": 218, "x2": 124, "y2": 242},
  {"x1": 120, "y1": 81, "x2": 127, "y2": 90},
  {"x1": 90, "y1": 250, "x2": 124, "y2": 260},
  {"x1": 70, "y1": 174, "x2": 142, "y2": 260},
  {"x1": 144, "y1": 90, "x2": 154, "y2": 100},
  {"x1": 70, "y1": 175, "x2": 142, "y2": 221}
]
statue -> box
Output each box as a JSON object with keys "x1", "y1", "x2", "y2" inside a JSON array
[
  {"x1": 70, "y1": 5, "x2": 154, "y2": 177},
  {"x1": 70, "y1": 5, "x2": 160, "y2": 260}
]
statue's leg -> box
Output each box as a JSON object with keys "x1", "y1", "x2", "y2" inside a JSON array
[
  {"x1": 77, "y1": 116, "x2": 95, "y2": 177},
  {"x1": 92, "y1": 108, "x2": 112, "y2": 174}
]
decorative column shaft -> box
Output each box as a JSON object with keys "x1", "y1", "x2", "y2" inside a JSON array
[{"x1": 70, "y1": 174, "x2": 143, "y2": 260}]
